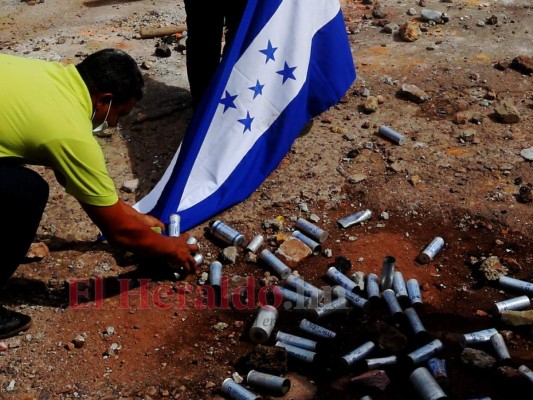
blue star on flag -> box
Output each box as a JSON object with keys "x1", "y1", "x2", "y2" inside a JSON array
[
  {"x1": 259, "y1": 40, "x2": 277, "y2": 63},
  {"x1": 276, "y1": 62, "x2": 297, "y2": 84},
  {"x1": 248, "y1": 80, "x2": 265, "y2": 99},
  {"x1": 238, "y1": 111, "x2": 254, "y2": 133},
  {"x1": 219, "y1": 90, "x2": 238, "y2": 112}
]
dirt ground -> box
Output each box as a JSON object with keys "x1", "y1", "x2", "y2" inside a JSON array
[{"x1": 0, "y1": 0, "x2": 532, "y2": 399}]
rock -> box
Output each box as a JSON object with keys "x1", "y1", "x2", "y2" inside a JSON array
[
  {"x1": 25, "y1": 242, "x2": 49, "y2": 259},
  {"x1": 479, "y1": 256, "x2": 508, "y2": 281},
  {"x1": 461, "y1": 348, "x2": 497, "y2": 369},
  {"x1": 494, "y1": 99, "x2": 520, "y2": 123},
  {"x1": 420, "y1": 9, "x2": 446, "y2": 23},
  {"x1": 518, "y1": 186, "x2": 532, "y2": 204},
  {"x1": 212, "y1": 322, "x2": 228, "y2": 332},
  {"x1": 350, "y1": 370, "x2": 391, "y2": 391},
  {"x1": 510, "y1": 55, "x2": 533, "y2": 75},
  {"x1": 222, "y1": 246, "x2": 238, "y2": 264},
  {"x1": 72, "y1": 334, "x2": 85, "y2": 348},
  {"x1": 400, "y1": 84, "x2": 430, "y2": 103},
  {"x1": 399, "y1": 20, "x2": 421, "y2": 42},
  {"x1": 275, "y1": 236, "x2": 312, "y2": 264},
  {"x1": 363, "y1": 96, "x2": 379, "y2": 112},
  {"x1": 351, "y1": 271, "x2": 365, "y2": 292},
  {"x1": 501, "y1": 310, "x2": 533, "y2": 326},
  {"x1": 520, "y1": 147, "x2": 533, "y2": 161},
  {"x1": 372, "y1": 2, "x2": 387, "y2": 19},
  {"x1": 155, "y1": 43, "x2": 171, "y2": 57},
  {"x1": 383, "y1": 23, "x2": 399, "y2": 34},
  {"x1": 121, "y1": 178, "x2": 139, "y2": 193}
]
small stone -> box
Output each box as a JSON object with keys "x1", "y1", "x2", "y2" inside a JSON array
[
  {"x1": 400, "y1": 84, "x2": 430, "y2": 103},
  {"x1": 520, "y1": 147, "x2": 533, "y2": 161},
  {"x1": 494, "y1": 99, "x2": 520, "y2": 124},
  {"x1": 25, "y1": 242, "x2": 49, "y2": 259},
  {"x1": 121, "y1": 178, "x2": 139, "y2": 193},
  {"x1": 363, "y1": 96, "x2": 379, "y2": 112},
  {"x1": 399, "y1": 20, "x2": 421, "y2": 42}
]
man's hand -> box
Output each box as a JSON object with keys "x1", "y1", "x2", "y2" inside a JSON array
[{"x1": 80, "y1": 199, "x2": 198, "y2": 272}]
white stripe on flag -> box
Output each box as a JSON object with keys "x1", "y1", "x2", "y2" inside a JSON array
[{"x1": 177, "y1": 0, "x2": 340, "y2": 211}]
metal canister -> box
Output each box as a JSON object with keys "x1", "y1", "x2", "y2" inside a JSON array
[
  {"x1": 292, "y1": 230, "x2": 322, "y2": 255},
  {"x1": 294, "y1": 218, "x2": 329, "y2": 243},
  {"x1": 407, "y1": 278, "x2": 423, "y2": 307},
  {"x1": 378, "y1": 125, "x2": 406, "y2": 146},
  {"x1": 276, "y1": 331, "x2": 318, "y2": 351},
  {"x1": 392, "y1": 271, "x2": 409, "y2": 305},
  {"x1": 210, "y1": 220, "x2": 246, "y2": 247},
  {"x1": 381, "y1": 256, "x2": 396, "y2": 290},
  {"x1": 366, "y1": 273, "x2": 380, "y2": 301},
  {"x1": 382, "y1": 289, "x2": 404, "y2": 320},
  {"x1": 340, "y1": 341, "x2": 375, "y2": 368},
  {"x1": 246, "y1": 370, "x2": 291, "y2": 395},
  {"x1": 276, "y1": 341, "x2": 316, "y2": 363},
  {"x1": 337, "y1": 209, "x2": 372, "y2": 229},
  {"x1": 406, "y1": 339, "x2": 444, "y2": 366},
  {"x1": 193, "y1": 253, "x2": 204, "y2": 267},
  {"x1": 299, "y1": 319, "x2": 336, "y2": 340},
  {"x1": 275, "y1": 286, "x2": 311, "y2": 310},
  {"x1": 365, "y1": 355, "x2": 397, "y2": 370},
  {"x1": 311, "y1": 297, "x2": 351, "y2": 320},
  {"x1": 209, "y1": 261, "x2": 222, "y2": 289},
  {"x1": 168, "y1": 213, "x2": 180, "y2": 237},
  {"x1": 405, "y1": 307, "x2": 431, "y2": 343},
  {"x1": 427, "y1": 357, "x2": 449, "y2": 389},
  {"x1": 332, "y1": 285, "x2": 370, "y2": 313},
  {"x1": 327, "y1": 266, "x2": 357, "y2": 292},
  {"x1": 518, "y1": 365, "x2": 533, "y2": 384},
  {"x1": 259, "y1": 249, "x2": 292, "y2": 280},
  {"x1": 409, "y1": 367, "x2": 448, "y2": 400},
  {"x1": 460, "y1": 328, "x2": 498, "y2": 348},
  {"x1": 499, "y1": 275, "x2": 533, "y2": 295},
  {"x1": 249, "y1": 305, "x2": 278, "y2": 344},
  {"x1": 221, "y1": 378, "x2": 259, "y2": 400},
  {"x1": 493, "y1": 295, "x2": 531, "y2": 314},
  {"x1": 490, "y1": 333, "x2": 511, "y2": 363},
  {"x1": 285, "y1": 274, "x2": 324, "y2": 302},
  {"x1": 245, "y1": 235, "x2": 264, "y2": 254},
  {"x1": 417, "y1": 237, "x2": 445, "y2": 264}
]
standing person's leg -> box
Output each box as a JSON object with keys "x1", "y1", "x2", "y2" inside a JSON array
[
  {"x1": 0, "y1": 164, "x2": 49, "y2": 339},
  {"x1": 184, "y1": 0, "x2": 226, "y2": 110},
  {"x1": 223, "y1": 0, "x2": 248, "y2": 55}
]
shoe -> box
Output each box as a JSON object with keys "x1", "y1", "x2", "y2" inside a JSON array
[{"x1": 0, "y1": 306, "x2": 32, "y2": 339}]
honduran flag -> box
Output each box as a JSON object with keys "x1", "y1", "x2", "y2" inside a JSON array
[{"x1": 135, "y1": 0, "x2": 356, "y2": 231}]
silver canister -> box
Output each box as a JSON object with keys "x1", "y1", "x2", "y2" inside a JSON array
[
  {"x1": 210, "y1": 220, "x2": 246, "y2": 247},
  {"x1": 294, "y1": 217, "x2": 329, "y2": 243},
  {"x1": 407, "y1": 278, "x2": 423, "y2": 307},
  {"x1": 490, "y1": 333, "x2": 511, "y2": 363},
  {"x1": 460, "y1": 328, "x2": 498, "y2": 348},
  {"x1": 259, "y1": 249, "x2": 292, "y2": 280},
  {"x1": 299, "y1": 318, "x2": 337, "y2": 340},
  {"x1": 276, "y1": 341, "x2": 316, "y2": 363},
  {"x1": 221, "y1": 378, "x2": 259, "y2": 400},
  {"x1": 168, "y1": 213, "x2": 180, "y2": 237},
  {"x1": 360, "y1": 397, "x2": 373, "y2": 400},
  {"x1": 245, "y1": 235, "x2": 264, "y2": 254},
  {"x1": 365, "y1": 355, "x2": 397, "y2": 370},
  {"x1": 311, "y1": 297, "x2": 351, "y2": 320},
  {"x1": 337, "y1": 209, "x2": 372, "y2": 229},
  {"x1": 276, "y1": 331, "x2": 318, "y2": 351},
  {"x1": 378, "y1": 125, "x2": 406, "y2": 146},
  {"x1": 405, "y1": 307, "x2": 430, "y2": 343},
  {"x1": 366, "y1": 273, "x2": 380, "y2": 301},
  {"x1": 286, "y1": 274, "x2": 324, "y2": 302},
  {"x1": 292, "y1": 230, "x2": 322, "y2": 255},
  {"x1": 275, "y1": 286, "x2": 312, "y2": 310},
  {"x1": 340, "y1": 341, "x2": 376, "y2": 368},
  {"x1": 249, "y1": 305, "x2": 278, "y2": 344},
  {"x1": 193, "y1": 253, "x2": 204, "y2": 267},
  {"x1": 392, "y1": 271, "x2": 409, "y2": 304},
  {"x1": 381, "y1": 256, "x2": 396, "y2": 290},
  {"x1": 499, "y1": 275, "x2": 533, "y2": 295},
  {"x1": 327, "y1": 266, "x2": 357, "y2": 292},
  {"x1": 409, "y1": 367, "x2": 448, "y2": 400},
  {"x1": 493, "y1": 295, "x2": 531, "y2": 314},
  {"x1": 407, "y1": 339, "x2": 444, "y2": 366},
  {"x1": 209, "y1": 261, "x2": 222, "y2": 288},
  {"x1": 332, "y1": 285, "x2": 370, "y2": 313},
  {"x1": 427, "y1": 357, "x2": 449, "y2": 388},
  {"x1": 417, "y1": 237, "x2": 445, "y2": 264},
  {"x1": 246, "y1": 370, "x2": 291, "y2": 395},
  {"x1": 382, "y1": 289, "x2": 404, "y2": 320},
  {"x1": 518, "y1": 365, "x2": 533, "y2": 384}
]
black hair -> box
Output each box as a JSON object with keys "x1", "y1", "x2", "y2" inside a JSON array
[{"x1": 76, "y1": 48, "x2": 144, "y2": 104}]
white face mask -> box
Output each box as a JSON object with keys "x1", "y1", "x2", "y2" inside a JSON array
[{"x1": 91, "y1": 99, "x2": 112, "y2": 134}]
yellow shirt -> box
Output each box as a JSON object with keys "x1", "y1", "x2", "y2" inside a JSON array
[{"x1": 0, "y1": 53, "x2": 118, "y2": 206}]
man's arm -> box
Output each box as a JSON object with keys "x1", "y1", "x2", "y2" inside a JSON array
[{"x1": 80, "y1": 199, "x2": 199, "y2": 273}]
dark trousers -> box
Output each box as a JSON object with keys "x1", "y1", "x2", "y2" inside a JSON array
[
  {"x1": 184, "y1": 0, "x2": 248, "y2": 109},
  {"x1": 0, "y1": 164, "x2": 49, "y2": 287}
]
